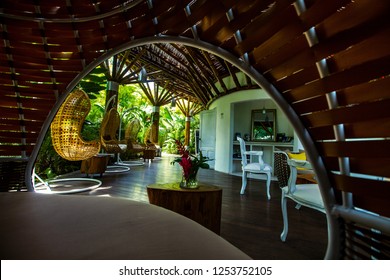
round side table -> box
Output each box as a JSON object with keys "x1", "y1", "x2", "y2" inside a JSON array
[{"x1": 147, "y1": 182, "x2": 222, "y2": 234}]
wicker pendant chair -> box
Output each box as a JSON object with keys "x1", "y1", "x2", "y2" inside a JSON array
[
  {"x1": 125, "y1": 119, "x2": 141, "y2": 143},
  {"x1": 100, "y1": 108, "x2": 126, "y2": 154},
  {"x1": 100, "y1": 108, "x2": 130, "y2": 172},
  {"x1": 143, "y1": 125, "x2": 158, "y2": 161},
  {"x1": 34, "y1": 89, "x2": 102, "y2": 194},
  {"x1": 51, "y1": 89, "x2": 101, "y2": 161},
  {"x1": 123, "y1": 119, "x2": 145, "y2": 154}
]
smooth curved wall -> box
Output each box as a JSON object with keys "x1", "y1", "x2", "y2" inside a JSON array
[
  {"x1": 209, "y1": 89, "x2": 269, "y2": 173},
  {"x1": 209, "y1": 88, "x2": 297, "y2": 174}
]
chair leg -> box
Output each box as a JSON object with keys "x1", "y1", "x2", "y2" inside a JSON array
[
  {"x1": 280, "y1": 191, "x2": 289, "y2": 242},
  {"x1": 266, "y1": 171, "x2": 271, "y2": 200},
  {"x1": 240, "y1": 170, "x2": 247, "y2": 194}
]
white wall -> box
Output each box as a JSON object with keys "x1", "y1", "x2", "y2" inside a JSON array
[
  {"x1": 233, "y1": 99, "x2": 294, "y2": 140},
  {"x1": 208, "y1": 88, "x2": 295, "y2": 173}
]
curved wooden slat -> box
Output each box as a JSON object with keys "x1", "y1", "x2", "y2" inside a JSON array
[
  {"x1": 302, "y1": 99, "x2": 390, "y2": 128},
  {"x1": 318, "y1": 140, "x2": 390, "y2": 158}
]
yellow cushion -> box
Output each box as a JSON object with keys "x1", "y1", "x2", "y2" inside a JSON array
[
  {"x1": 287, "y1": 152, "x2": 307, "y2": 171},
  {"x1": 287, "y1": 152, "x2": 306, "y2": 161}
]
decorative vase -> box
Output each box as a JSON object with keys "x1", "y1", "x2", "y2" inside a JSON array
[
  {"x1": 180, "y1": 170, "x2": 199, "y2": 189},
  {"x1": 180, "y1": 177, "x2": 199, "y2": 189}
]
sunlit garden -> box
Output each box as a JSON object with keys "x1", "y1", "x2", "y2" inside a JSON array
[{"x1": 35, "y1": 65, "x2": 200, "y2": 180}]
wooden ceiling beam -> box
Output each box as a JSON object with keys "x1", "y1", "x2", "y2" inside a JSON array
[
  {"x1": 202, "y1": 50, "x2": 228, "y2": 93},
  {"x1": 223, "y1": 60, "x2": 242, "y2": 89},
  {"x1": 152, "y1": 44, "x2": 211, "y2": 104},
  {"x1": 174, "y1": 45, "x2": 218, "y2": 99},
  {"x1": 117, "y1": 49, "x2": 147, "y2": 81},
  {"x1": 184, "y1": 47, "x2": 221, "y2": 98},
  {"x1": 130, "y1": 47, "x2": 189, "y2": 83}
]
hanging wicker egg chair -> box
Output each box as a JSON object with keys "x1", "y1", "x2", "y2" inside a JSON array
[
  {"x1": 100, "y1": 108, "x2": 126, "y2": 154},
  {"x1": 123, "y1": 119, "x2": 145, "y2": 153},
  {"x1": 50, "y1": 89, "x2": 101, "y2": 161}
]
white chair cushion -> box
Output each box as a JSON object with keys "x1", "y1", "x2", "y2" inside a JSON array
[
  {"x1": 245, "y1": 151, "x2": 263, "y2": 156},
  {"x1": 244, "y1": 162, "x2": 272, "y2": 172},
  {"x1": 282, "y1": 184, "x2": 324, "y2": 209},
  {"x1": 119, "y1": 144, "x2": 127, "y2": 151}
]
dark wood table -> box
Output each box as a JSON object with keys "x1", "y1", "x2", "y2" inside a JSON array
[
  {"x1": 147, "y1": 182, "x2": 222, "y2": 234},
  {"x1": 80, "y1": 154, "x2": 110, "y2": 177},
  {"x1": 143, "y1": 148, "x2": 156, "y2": 161}
]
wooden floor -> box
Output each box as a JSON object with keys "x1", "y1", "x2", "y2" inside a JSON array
[{"x1": 72, "y1": 155, "x2": 328, "y2": 260}]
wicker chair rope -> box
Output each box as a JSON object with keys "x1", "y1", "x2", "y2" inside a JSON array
[{"x1": 50, "y1": 89, "x2": 101, "y2": 161}]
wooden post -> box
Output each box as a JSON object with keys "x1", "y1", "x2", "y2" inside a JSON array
[
  {"x1": 151, "y1": 106, "x2": 160, "y2": 145},
  {"x1": 185, "y1": 116, "x2": 191, "y2": 146},
  {"x1": 105, "y1": 81, "x2": 119, "y2": 110}
]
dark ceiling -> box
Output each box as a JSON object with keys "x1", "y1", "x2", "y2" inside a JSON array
[{"x1": 1, "y1": 0, "x2": 284, "y2": 158}]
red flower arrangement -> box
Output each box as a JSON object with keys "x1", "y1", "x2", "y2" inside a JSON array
[{"x1": 171, "y1": 139, "x2": 210, "y2": 188}]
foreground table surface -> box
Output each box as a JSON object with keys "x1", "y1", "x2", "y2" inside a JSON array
[
  {"x1": 0, "y1": 192, "x2": 249, "y2": 260},
  {"x1": 147, "y1": 183, "x2": 222, "y2": 234}
]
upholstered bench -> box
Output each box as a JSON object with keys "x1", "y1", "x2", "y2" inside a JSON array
[{"x1": 0, "y1": 193, "x2": 250, "y2": 260}]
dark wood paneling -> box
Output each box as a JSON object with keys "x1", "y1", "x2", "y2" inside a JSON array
[
  {"x1": 286, "y1": 56, "x2": 390, "y2": 102},
  {"x1": 300, "y1": 0, "x2": 351, "y2": 29},
  {"x1": 337, "y1": 76, "x2": 390, "y2": 106},
  {"x1": 302, "y1": 99, "x2": 390, "y2": 128},
  {"x1": 331, "y1": 174, "x2": 390, "y2": 217},
  {"x1": 318, "y1": 140, "x2": 390, "y2": 158},
  {"x1": 315, "y1": 0, "x2": 390, "y2": 40}
]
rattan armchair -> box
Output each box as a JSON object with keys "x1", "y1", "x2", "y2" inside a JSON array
[{"x1": 51, "y1": 89, "x2": 101, "y2": 161}]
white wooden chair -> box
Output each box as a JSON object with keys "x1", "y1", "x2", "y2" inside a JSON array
[
  {"x1": 280, "y1": 158, "x2": 325, "y2": 242},
  {"x1": 237, "y1": 137, "x2": 272, "y2": 199}
]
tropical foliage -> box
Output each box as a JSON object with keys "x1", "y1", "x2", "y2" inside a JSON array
[{"x1": 35, "y1": 66, "x2": 201, "y2": 179}]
